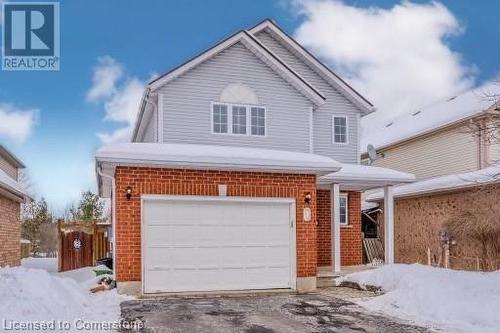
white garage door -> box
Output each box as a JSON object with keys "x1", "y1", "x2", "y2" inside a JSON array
[{"x1": 142, "y1": 196, "x2": 296, "y2": 293}]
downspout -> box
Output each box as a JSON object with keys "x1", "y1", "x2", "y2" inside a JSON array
[{"x1": 97, "y1": 165, "x2": 116, "y2": 272}]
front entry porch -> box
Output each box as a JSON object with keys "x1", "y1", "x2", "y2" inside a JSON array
[{"x1": 317, "y1": 164, "x2": 415, "y2": 274}]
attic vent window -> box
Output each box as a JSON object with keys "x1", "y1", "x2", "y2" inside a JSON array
[
  {"x1": 385, "y1": 122, "x2": 393, "y2": 128},
  {"x1": 412, "y1": 110, "x2": 421, "y2": 116}
]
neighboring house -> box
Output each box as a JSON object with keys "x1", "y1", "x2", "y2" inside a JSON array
[
  {"x1": 361, "y1": 83, "x2": 500, "y2": 180},
  {"x1": 0, "y1": 145, "x2": 30, "y2": 267},
  {"x1": 366, "y1": 166, "x2": 500, "y2": 271},
  {"x1": 96, "y1": 19, "x2": 414, "y2": 295}
]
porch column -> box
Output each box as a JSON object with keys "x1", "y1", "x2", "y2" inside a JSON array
[
  {"x1": 384, "y1": 185, "x2": 394, "y2": 264},
  {"x1": 331, "y1": 183, "x2": 341, "y2": 273}
]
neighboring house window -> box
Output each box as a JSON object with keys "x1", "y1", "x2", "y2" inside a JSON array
[
  {"x1": 211, "y1": 103, "x2": 266, "y2": 136},
  {"x1": 251, "y1": 107, "x2": 265, "y2": 136},
  {"x1": 333, "y1": 115, "x2": 348, "y2": 144},
  {"x1": 340, "y1": 194, "x2": 349, "y2": 225},
  {"x1": 213, "y1": 104, "x2": 228, "y2": 133},
  {"x1": 232, "y1": 106, "x2": 247, "y2": 135}
]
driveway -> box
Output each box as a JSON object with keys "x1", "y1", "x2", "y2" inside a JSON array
[{"x1": 120, "y1": 288, "x2": 431, "y2": 333}]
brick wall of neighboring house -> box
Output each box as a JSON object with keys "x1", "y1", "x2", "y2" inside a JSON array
[
  {"x1": 114, "y1": 166, "x2": 317, "y2": 282},
  {"x1": 316, "y1": 190, "x2": 362, "y2": 267},
  {"x1": 389, "y1": 184, "x2": 500, "y2": 271},
  {"x1": 0, "y1": 195, "x2": 21, "y2": 267}
]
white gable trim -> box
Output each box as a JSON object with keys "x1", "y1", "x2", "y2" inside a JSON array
[
  {"x1": 148, "y1": 31, "x2": 325, "y2": 106},
  {"x1": 249, "y1": 20, "x2": 375, "y2": 115}
]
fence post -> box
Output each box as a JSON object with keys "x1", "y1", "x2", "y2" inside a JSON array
[
  {"x1": 427, "y1": 248, "x2": 431, "y2": 266},
  {"x1": 57, "y1": 219, "x2": 62, "y2": 272},
  {"x1": 476, "y1": 257, "x2": 480, "y2": 271}
]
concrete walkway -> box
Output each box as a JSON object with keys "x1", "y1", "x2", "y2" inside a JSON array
[{"x1": 120, "y1": 288, "x2": 432, "y2": 332}]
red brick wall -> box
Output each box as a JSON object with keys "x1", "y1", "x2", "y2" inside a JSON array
[
  {"x1": 0, "y1": 195, "x2": 21, "y2": 267},
  {"x1": 114, "y1": 167, "x2": 317, "y2": 282},
  {"x1": 316, "y1": 190, "x2": 362, "y2": 266}
]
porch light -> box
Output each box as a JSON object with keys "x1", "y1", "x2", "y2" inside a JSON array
[
  {"x1": 126, "y1": 186, "x2": 132, "y2": 200},
  {"x1": 304, "y1": 192, "x2": 312, "y2": 205}
]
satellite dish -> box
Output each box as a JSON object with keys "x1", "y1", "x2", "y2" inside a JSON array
[{"x1": 367, "y1": 144, "x2": 383, "y2": 164}]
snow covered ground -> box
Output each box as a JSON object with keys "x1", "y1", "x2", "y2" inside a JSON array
[
  {"x1": 0, "y1": 258, "x2": 128, "y2": 332},
  {"x1": 339, "y1": 264, "x2": 500, "y2": 333}
]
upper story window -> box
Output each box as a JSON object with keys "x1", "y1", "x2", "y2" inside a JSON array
[
  {"x1": 212, "y1": 104, "x2": 228, "y2": 134},
  {"x1": 332, "y1": 115, "x2": 348, "y2": 144},
  {"x1": 340, "y1": 194, "x2": 349, "y2": 225},
  {"x1": 251, "y1": 107, "x2": 265, "y2": 136},
  {"x1": 211, "y1": 103, "x2": 266, "y2": 136},
  {"x1": 232, "y1": 106, "x2": 247, "y2": 135}
]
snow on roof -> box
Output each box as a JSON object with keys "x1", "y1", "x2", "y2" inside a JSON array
[
  {"x1": 361, "y1": 82, "x2": 500, "y2": 152},
  {"x1": 318, "y1": 164, "x2": 415, "y2": 190},
  {"x1": 0, "y1": 168, "x2": 31, "y2": 200},
  {"x1": 366, "y1": 165, "x2": 500, "y2": 201},
  {"x1": 96, "y1": 143, "x2": 342, "y2": 175}
]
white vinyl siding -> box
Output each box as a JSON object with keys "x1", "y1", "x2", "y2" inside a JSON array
[
  {"x1": 370, "y1": 125, "x2": 480, "y2": 180},
  {"x1": 255, "y1": 30, "x2": 361, "y2": 163},
  {"x1": 160, "y1": 42, "x2": 311, "y2": 152},
  {"x1": 142, "y1": 111, "x2": 158, "y2": 142},
  {"x1": 0, "y1": 155, "x2": 17, "y2": 180},
  {"x1": 333, "y1": 115, "x2": 348, "y2": 144}
]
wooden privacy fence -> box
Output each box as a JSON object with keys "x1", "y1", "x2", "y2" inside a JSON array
[
  {"x1": 20, "y1": 240, "x2": 32, "y2": 258},
  {"x1": 58, "y1": 221, "x2": 111, "y2": 272}
]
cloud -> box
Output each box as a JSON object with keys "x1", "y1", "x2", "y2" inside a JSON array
[
  {"x1": 86, "y1": 56, "x2": 123, "y2": 102},
  {"x1": 293, "y1": 0, "x2": 475, "y2": 126},
  {"x1": 88, "y1": 56, "x2": 145, "y2": 143},
  {"x1": 0, "y1": 103, "x2": 38, "y2": 142}
]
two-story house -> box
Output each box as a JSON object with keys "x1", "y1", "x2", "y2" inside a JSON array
[
  {"x1": 96, "y1": 19, "x2": 414, "y2": 295},
  {"x1": 0, "y1": 145, "x2": 30, "y2": 267},
  {"x1": 362, "y1": 84, "x2": 500, "y2": 271}
]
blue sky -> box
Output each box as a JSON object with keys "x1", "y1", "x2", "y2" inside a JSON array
[{"x1": 0, "y1": 0, "x2": 499, "y2": 212}]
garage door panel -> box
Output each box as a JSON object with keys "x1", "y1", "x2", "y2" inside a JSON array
[{"x1": 143, "y1": 198, "x2": 295, "y2": 293}]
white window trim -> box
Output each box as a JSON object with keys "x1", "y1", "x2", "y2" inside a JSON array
[
  {"x1": 210, "y1": 102, "x2": 267, "y2": 137},
  {"x1": 332, "y1": 114, "x2": 349, "y2": 145},
  {"x1": 339, "y1": 193, "x2": 349, "y2": 226}
]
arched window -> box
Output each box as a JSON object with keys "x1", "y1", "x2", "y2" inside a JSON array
[{"x1": 211, "y1": 84, "x2": 266, "y2": 136}]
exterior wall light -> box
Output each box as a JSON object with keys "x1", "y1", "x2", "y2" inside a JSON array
[
  {"x1": 126, "y1": 186, "x2": 132, "y2": 200},
  {"x1": 304, "y1": 192, "x2": 312, "y2": 205}
]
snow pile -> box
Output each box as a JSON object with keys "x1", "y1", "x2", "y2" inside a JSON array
[
  {"x1": 21, "y1": 257, "x2": 58, "y2": 273},
  {"x1": 339, "y1": 264, "x2": 500, "y2": 333},
  {"x1": 0, "y1": 264, "x2": 125, "y2": 332}
]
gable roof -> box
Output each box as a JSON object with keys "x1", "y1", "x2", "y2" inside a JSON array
[
  {"x1": 249, "y1": 19, "x2": 374, "y2": 115},
  {"x1": 133, "y1": 19, "x2": 376, "y2": 141},
  {"x1": 148, "y1": 30, "x2": 326, "y2": 104},
  {"x1": 361, "y1": 82, "x2": 500, "y2": 153},
  {"x1": 132, "y1": 26, "x2": 331, "y2": 141}
]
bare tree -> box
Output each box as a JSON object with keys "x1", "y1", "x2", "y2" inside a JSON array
[
  {"x1": 445, "y1": 185, "x2": 500, "y2": 271},
  {"x1": 38, "y1": 223, "x2": 58, "y2": 258},
  {"x1": 465, "y1": 82, "x2": 500, "y2": 164}
]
